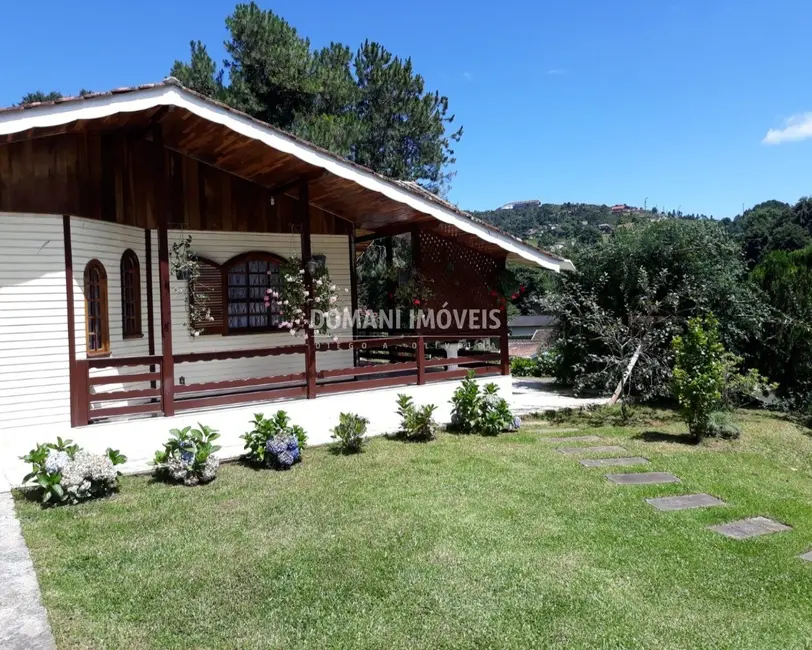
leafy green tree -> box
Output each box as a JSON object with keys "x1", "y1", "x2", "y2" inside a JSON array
[
  {"x1": 750, "y1": 245, "x2": 812, "y2": 396},
  {"x1": 672, "y1": 314, "x2": 729, "y2": 440},
  {"x1": 728, "y1": 199, "x2": 810, "y2": 266},
  {"x1": 549, "y1": 220, "x2": 766, "y2": 397}
]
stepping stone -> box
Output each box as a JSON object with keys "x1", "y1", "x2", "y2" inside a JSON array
[
  {"x1": 558, "y1": 445, "x2": 627, "y2": 455},
  {"x1": 580, "y1": 456, "x2": 649, "y2": 468},
  {"x1": 799, "y1": 551, "x2": 812, "y2": 562},
  {"x1": 708, "y1": 516, "x2": 792, "y2": 540},
  {"x1": 606, "y1": 472, "x2": 681, "y2": 485},
  {"x1": 543, "y1": 435, "x2": 603, "y2": 443},
  {"x1": 646, "y1": 493, "x2": 725, "y2": 511}
]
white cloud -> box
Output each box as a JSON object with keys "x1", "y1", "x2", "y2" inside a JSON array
[
  {"x1": 463, "y1": 71, "x2": 474, "y2": 81},
  {"x1": 762, "y1": 113, "x2": 812, "y2": 145},
  {"x1": 546, "y1": 68, "x2": 567, "y2": 76}
]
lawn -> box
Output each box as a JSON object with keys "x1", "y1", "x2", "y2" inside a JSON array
[{"x1": 14, "y1": 409, "x2": 812, "y2": 650}]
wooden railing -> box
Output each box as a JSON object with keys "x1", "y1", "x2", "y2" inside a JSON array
[
  {"x1": 74, "y1": 332, "x2": 508, "y2": 425},
  {"x1": 76, "y1": 355, "x2": 163, "y2": 423}
]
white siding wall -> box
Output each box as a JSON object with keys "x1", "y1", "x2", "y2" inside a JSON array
[
  {"x1": 165, "y1": 229, "x2": 353, "y2": 388},
  {"x1": 70, "y1": 218, "x2": 152, "y2": 400},
  {"x1": 0, "y1": 216, "x2": 354, "y2": 431},
  {"x1": 0, "y1": 214, "x2": 71, "y2": 430}
]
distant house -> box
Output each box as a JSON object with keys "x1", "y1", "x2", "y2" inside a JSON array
[
  {"x1": 598, "y1": 223, "x2": 614, "y2": 235},
  {"x1": 508, "y1": 314, "x2": 556, "y2": 339},
  {"x1": 498, "y1": 199, "x2": 541, "y2": 211},
  {"x1": 611, "y1": 204, "x2": 634, "y2": 214}
]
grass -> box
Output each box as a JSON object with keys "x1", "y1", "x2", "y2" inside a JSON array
[{"x1": 14, "y1": 409, "x2": 812, "y2": 650}]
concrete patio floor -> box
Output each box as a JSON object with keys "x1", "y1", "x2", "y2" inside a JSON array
[{"x1": 0, "y1": 376, "x2": 602, "y2": 493}]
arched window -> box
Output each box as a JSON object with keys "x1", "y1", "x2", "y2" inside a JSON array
[
  {"x1": 120, "y1": 249, "x2": 142, "y2": 338},
  {"x1": 225, "y1": 252, "x2": 283, "y2": 333},
  {"x1": 84, "y1": 260, "x2": 110, "y2": 356}
]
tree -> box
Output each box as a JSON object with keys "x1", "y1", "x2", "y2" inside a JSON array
[
  {"x1": 750, "y1": 245, "x2": 812, "y2": 396},
  {"x1": 672, "y1": 315, "x2": 728, "y2": 440},
  {"x1": 18, "y1": 90, "x2": 63, "y2": 105},
  {"x1": 170, "y1": 3, "x2": 462, "y2": 193},
  {"x1": 548, "y1": 220, "x2": 766, "y2": 397},
  {"x1": 170, "y1": 41, "x2": 224, "y2": 100},
  {"x1": 728, "y1": 199, "x2": 810, "y2": 266}
]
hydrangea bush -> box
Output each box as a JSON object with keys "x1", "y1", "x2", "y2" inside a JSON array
[
  {"x1": 331, "y1": 413, "x2": 368, "y2": 454},
  {"x1": 395, "y1": 394, "x2": 439, "y2": 441},
  {"x1": 449, "y1": 372, "x2": 520, "y2": 436},
  {"x1": 152, "y1": 424, "x2": 221, "y2": 486},
  {"x1": 21, "y1": 438, "x2": 127, "y2": 506},
  {"x1": 242, "y1": 411, "x2": 307, "y2": 469}
]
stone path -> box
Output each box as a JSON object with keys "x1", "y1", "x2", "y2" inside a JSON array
[
  {"x1": 542, "y1": 435, "x2": 603, "y2": 443},
  {"x1": 0, "y1": 493, "x2": 56, "y2": 650},
  {"x1": 799, "y1": 551, "x2": 812, "y2": 562},
  {"x1": 708, "y1": 517, "x2": 792, "y2": 540},
  {"x1": 580, "y1": 457, "x2": 649, "y2": 468},
  {"x1": 646, "y1": 493, "x2": 725, "y2": 511},
  {"x1": 558, "y1": 445, "x2": 628, "y2": 455},
  {"x1": 551, "y1": 433, "x2": 801, "y2": 553},
  {"x1": 606, "y1": 472, "x2": 681, "y2": 485}
]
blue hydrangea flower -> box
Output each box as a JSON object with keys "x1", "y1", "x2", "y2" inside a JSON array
[
  {"x1": 278, "y1": 450, "x2": 294, "y2": 468},
  {"x1": 511, "y1": 415, "x2": 522, "y2": 431},
  {"x1": 286, "y1": 436, "x2": 299, "y2": 452},
  {"x1": 180, "y1": 450, "x2": 194, "y2": 464}
]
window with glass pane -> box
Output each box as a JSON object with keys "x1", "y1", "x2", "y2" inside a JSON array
[
  {"x1": 226, "y1": 256, "x2": 282, "y2": 332},
  {"x1": 84, "y1": 259, "x2": 110, "y2": 355},
  {"x1": 120, "y1": 249, "x2": 141, "y2": 338}
]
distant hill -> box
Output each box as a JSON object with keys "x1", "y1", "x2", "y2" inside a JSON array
[{"x1": 471, "y1": 203, "x2": 709, "y2": 250}]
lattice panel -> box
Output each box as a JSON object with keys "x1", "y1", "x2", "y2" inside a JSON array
[{"x1": 417, "y1": 230, "x2": 504, "y2": 332}]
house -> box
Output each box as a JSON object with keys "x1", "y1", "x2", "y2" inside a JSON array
[
  {"x1": 0, "y1": 78, "x2": 574, "y2": 464},
  {"x1": 598, "y1": 223, "x2": 614, "y2": 235},
  {"x1": 508, "y1": 314, "x2": 556, "y2": 339},
  {"x1": 498, "y1": 200, "x2": 541, "y2": 211},
  {"x1": 611, "y1": 204, "x2": 632, "y2": 214}
]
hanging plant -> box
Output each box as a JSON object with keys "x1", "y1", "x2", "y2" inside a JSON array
[
  {"x1": 271, "y1": 256, "x2": 339, "y2": 338},
  {"x1": 488, "y1": 268, "x2": 526, "y2": 307},
  {"x1": 394, "y1": 268, "x2": 434, "y2": 310},
  {"x1": 170, "y1": 234, "x2": 213, "y2": 337}
]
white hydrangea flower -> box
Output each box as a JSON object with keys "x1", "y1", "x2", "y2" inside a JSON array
[{"x1": 44, "y1": 450, "x2": 70, "y2": 475}]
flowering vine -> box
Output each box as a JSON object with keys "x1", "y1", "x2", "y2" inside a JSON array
[
  {"x1": 170, "y1": 234, "x2": 213, "y2": 337},
  {"x1": 267, "y1": 256, "x2": 339, "y2": 337}
]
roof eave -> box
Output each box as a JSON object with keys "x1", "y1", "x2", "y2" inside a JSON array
[{"x1": 0, "y1": 82, "x2": 574, "y2": 273}]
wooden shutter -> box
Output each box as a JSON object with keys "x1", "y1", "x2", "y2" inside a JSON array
[{"x1": 192, "y1": 260, "x2": 224, "y2": 335}]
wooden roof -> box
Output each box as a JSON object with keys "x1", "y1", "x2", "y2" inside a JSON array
[{"x1": 0, "y1": 79, "x2": 574, "y2": 272}]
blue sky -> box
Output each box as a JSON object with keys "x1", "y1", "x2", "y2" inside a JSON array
[{"x1": 2, "y1": 0, "x2": 810, "y2": 218}]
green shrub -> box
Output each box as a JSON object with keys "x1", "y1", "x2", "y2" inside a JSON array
[
  {"x1": 672, "y1": 315, "x2": 728, "y2": 440},
  {"x1": 449, "y1": 372, "x2": 519, "y2": 436},
  {"x1": 331, "y1": 413, "x2": 369, "y2": 453},
  {"x1": 510, "y1": 356, "x2": 541, "y2": 377},
  {"x1": 673, "y1": 314, "x2": 775, "y2": 440},
  {"x1": 395, "y1": 394, "x2": 439, "y2": 441},
  {"x1": 706, "y1": 411, "x2": 742, "y2": 440},
  {"x1": 153, "y1": 424, "x2": 221, "y2": 486},
  {"x1": 241, "y1": 411, "x2": 307, "y2": 467},
  {"x1": 21, "y1": 438, "x2": 127, "y2": 506}
]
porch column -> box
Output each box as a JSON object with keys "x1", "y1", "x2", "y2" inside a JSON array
[
  {"x1": 154, "y1": 126, "x2": 175, "y2": 415},
  {"x1": 145, "y1": 229, "x2": 157, "y2": 389},
  {"x1": 499, "y1": 305, "x2": 510, "y2": 375},
  {"x1": 348, "y1": 224, "x2": 359, "y2": 366},
  {"x1": 62, "y1": 215, "x2": 85, "y2": 427},
  {"x1": 299, "y1": 178, "x2": 317, "y2": 399}
]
